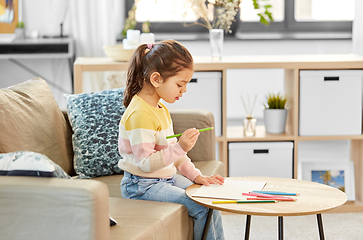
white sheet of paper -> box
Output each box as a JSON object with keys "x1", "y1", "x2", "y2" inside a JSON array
[{"x1": 191, "y1": 179, "x2": 267, "y2": 200}]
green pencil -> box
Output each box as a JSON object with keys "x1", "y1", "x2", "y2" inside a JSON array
[
  {"x1": 166, "y1": 127, "x2": 214, "y2": 139},
  {"x1": 212, "y1": 200, "x2": 277, "y2": 204}
]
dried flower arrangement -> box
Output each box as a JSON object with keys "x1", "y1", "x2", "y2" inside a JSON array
[{"x1": 185, "y1": 0, "x2": 273, "y2": 33}]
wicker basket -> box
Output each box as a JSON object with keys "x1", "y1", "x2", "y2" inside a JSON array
[{"x1": 103, "y1": 44, "x2": 135, "y2": 62}]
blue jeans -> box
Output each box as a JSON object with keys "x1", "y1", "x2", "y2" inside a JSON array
[{"x1": 121, "y1": 171, "x2": 225, "y2": 240}]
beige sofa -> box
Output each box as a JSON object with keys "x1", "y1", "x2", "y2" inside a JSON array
[{"x1": 0, "y1": 79, "x2": 224, "y2": 240}]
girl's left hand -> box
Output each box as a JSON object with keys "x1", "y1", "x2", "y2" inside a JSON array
[{"x1": 194, "y1": 174, "x2": 225, "y2": 186}]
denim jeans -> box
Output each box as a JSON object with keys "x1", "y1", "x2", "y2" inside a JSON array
[{"x1": 121, "y1": 171, "x2": 225, "y2": 240}]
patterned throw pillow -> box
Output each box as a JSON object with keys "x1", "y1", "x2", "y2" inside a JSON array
[
  {"x1": 0, "y1": 151, "x2": 71, "y2": 178},
  {"x1": 65, "y1": 88, "x2": 126, "y2": 179}
]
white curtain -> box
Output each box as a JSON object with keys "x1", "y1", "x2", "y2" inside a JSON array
[
  {"x1": 68, "y1": 0, "x2": 125, "y2": 92},
  {"x1": 352, "y1": 0, "x2": 363, "y2": 55}
]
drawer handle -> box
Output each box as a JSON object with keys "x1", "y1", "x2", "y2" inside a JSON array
[
  {"x1": 324, "y1": 76, "x2": 339, "y2": 81},
  {"x1": 253, "y1": 149, "x2": 269, "y2": 154},
  {"x1": 190, "y1": 78, "x2": 197, "y2": 83}
]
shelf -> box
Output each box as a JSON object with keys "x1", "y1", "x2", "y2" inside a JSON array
[
  {"x1": 74, "y1": 55, "x2": 363, "y2": 213},
  {"x1": 226, "y1": 125, "x2": 295, "y2": 142},
  {"x1": 297, "y1": 134, "x2": 363, "y2": 141}
]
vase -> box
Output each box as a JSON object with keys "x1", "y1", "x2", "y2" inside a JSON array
[
  {"x1": 14, "y1": 28, "x2": 25, "y2": 39},
  {"x1": 243, "y1": 116, "x2": 256, "y2": 136},
  {"x1": 209, "y1": 29, "x2": 224, "y2": 61},
  {"x1": 264, "y1": 109, "x2": 288, "y2": 134}
]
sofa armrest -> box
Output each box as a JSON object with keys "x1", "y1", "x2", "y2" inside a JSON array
[
  {"x1": 169, "y1": 109, "x2": 215, "y2": 162},
  {"x1": 0, "y1": 176, "x2": 110, "y2": 240}
]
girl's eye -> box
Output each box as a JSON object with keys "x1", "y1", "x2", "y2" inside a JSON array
[{"x1": 177, "y1": 84, "x2": 182, "y2": 88}]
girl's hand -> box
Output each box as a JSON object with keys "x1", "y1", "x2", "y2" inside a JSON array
[
  {"x1": 194, "y1": 174, "x2": 225, "y2": 186},
  {"x1": 179, "y1": 128, "x2": 200, "y2": 152}
]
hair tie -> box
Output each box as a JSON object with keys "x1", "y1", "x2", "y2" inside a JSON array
[{"x1": 147, "y1": 43, "x2": 153, "y2": 50}]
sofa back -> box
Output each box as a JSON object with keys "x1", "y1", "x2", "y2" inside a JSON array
[
  {"x1": 168, "y1": 109, "x2": 216, "y2": 162},
  {"x1": 62, "y1": 108, "x2": 216, "y2": 176}
]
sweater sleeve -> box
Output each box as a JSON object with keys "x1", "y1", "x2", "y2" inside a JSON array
[
  {"x1": 120, "y1": 109, "x2": 187, "y2": 173},
  {"x1": 175, "y1": 155, "x2": 201, "y2": 181}
]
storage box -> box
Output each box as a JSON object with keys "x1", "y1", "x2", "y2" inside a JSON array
[
  {"x1": 228, "y1": 142, "x2": 294, "y2": 178},
  {"x1": 299, "y1": 70, "x2": 363, "y2": 136},
  {"x1": 162, "y1": 71, "x2": 222, "y2": 136}
]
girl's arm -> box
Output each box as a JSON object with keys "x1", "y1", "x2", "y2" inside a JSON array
[
  {"x1": 119, "y1": 110, "x2": 190, "y2": 173},
  {"x1": 174, "y1": 156, "x2": 201, "y2": 181}
]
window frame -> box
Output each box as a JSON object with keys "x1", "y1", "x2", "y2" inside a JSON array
[{"x1": 125, "y1": 0, "x2": 352, "y2": 40}]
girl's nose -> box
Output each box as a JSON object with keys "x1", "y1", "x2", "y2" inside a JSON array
[{"x1": 181, "y1": 85, "x2": 187, "y2": 93}]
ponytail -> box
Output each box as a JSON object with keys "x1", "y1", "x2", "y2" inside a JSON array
[
  {"x1": 124, "y1": 44, "x2": 149, "y2": 108},
  {"x1": 123, "y1": 40, "x2": 194, "y2": 108}
]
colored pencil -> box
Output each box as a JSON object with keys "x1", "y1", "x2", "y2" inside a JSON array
[
  {"x1": 212, "y1": 200, "x2": 277, "y2": 204},
  {"x1": 247, "y1": 198, "x2": 296, "y2": 201},
  {"x1": 252, "y1": 191, "x2": 300, "y2": 196},
  {"x1": 166, "y1": 127, "x2": 214, "y2": 139}
]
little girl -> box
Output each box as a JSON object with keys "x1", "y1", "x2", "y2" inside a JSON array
[{"x1": 118, "y1": 40, "x2": 225, "y2": 240}]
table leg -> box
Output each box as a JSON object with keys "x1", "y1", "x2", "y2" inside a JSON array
[
  {"x1": 244, "y1": 215, "x2": 251, "y2": 240},
  {"x1": 201, "y1": 208, "x2": 213, "y2": 240},
  {"x1": 317, "y1": 214, "x2": 325, "y2": 240},
  {"x1": 278, "y1": 216, "x2": 283, "y2": 240}
]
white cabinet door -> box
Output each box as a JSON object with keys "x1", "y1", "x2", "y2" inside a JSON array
[
  {"x1": 299, "y1": 70, "x2": 363, "y2": 136},
  {"x1": 228, "y1": 142, "x2": 294, "y2": 178}
]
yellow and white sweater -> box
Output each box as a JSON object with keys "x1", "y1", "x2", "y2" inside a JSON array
[{"x1": 118, "y1": 95, "x2": 201, "y2": 181}]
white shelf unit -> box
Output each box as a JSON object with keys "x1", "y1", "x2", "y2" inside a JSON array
[{"x1": 74, "y1": 54, "x2": 363, "y2": 213}]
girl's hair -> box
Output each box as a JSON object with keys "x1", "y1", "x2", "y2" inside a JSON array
[{"x1": 123, "y1": 40, "x2": 194, "y2": 107}]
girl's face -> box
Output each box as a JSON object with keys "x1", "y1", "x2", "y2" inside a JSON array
[{"x1": 156, "y1": 68, "x2": 194, "y2": 104}]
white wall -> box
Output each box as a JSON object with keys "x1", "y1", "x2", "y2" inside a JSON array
[
  {"x1": 0, "y1": 0, "x2": 124, "y2": 110},
  {"x1": 0, "y1": 0, "x2": 72, "y2": 109}
]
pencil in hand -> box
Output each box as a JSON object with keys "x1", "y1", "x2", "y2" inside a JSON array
[{"x1": 166, "y1": 127, "x2": 214, "y2": 139}]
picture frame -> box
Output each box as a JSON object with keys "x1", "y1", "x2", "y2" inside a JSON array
[
  {"x1": 301, "y1": 161, "x2": 355, "y2": 201},
  {"x1": 0, "y1": 0, "x2": 18, "y2": 34}
]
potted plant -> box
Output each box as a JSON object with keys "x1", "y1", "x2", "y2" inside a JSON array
[
  {"x1": 263, "y1": 93, "x2": 288, "y2": 134},
  {"x1": 15, "y1": 21, "x2": 25, "y2": 39}
]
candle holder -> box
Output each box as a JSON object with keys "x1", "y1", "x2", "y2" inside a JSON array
[{"x1": 243, "y1": 115, "x2": 256, "y2": 137}]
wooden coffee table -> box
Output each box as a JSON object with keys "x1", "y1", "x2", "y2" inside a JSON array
[{"x1": 186, "y1": 177, "x2": 347, "y2": 240}]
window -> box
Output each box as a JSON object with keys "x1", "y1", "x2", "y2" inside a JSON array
[{"x1": 126, "y1": 0, "x2": 354, "y2": 39}]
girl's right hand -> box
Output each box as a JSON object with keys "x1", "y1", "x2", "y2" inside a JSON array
[{"x1": 179, "y1": 128, "x2": 200, "y2": 152}]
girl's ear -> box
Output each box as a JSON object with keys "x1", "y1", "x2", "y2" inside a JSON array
[{"x1": 150, "y1": 72, "x2": 162, "y2": 88}]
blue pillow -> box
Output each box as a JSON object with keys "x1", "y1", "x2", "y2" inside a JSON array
[
  {"x1": 0, "y1": 151, "x2": 71, "y2": 178},
  {"x1": 64, "y1": 88, "x2": 126, "y2": 179}
]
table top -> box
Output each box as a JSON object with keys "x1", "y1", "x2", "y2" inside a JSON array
[{"x1": 186, "y1": 177, "x2": 347, "y2": 217}]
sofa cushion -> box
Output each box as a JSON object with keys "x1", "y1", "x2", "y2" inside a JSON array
[
  {"x1": 0, "y1": 151, "x2": 71, "y2": 178},
  {"x1": 0, "y1": 176, "x2": 111, "y2": 240},
  {"x1": 108, "y1": 197, "x2": 190, "y2": 240},
  {"x1": 65, "y1": 88, "x2": 126, "y2": 179},
  {"x1": 0, "y1": 78, "x2": 74, "y2": 174},
  {"x1": 95, "y1": 175, "x2": 123, "y2": 198}
]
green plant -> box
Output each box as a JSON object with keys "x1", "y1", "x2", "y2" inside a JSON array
[
  {"x1": 121, "y1": 4, "x2": 137, "y2": 38},
  {"x1": 121, "y1": 4, "x2": 151, "y2": 38},
  {"x1": 16, "y1": 21, "x2": 24, "y2": 28},
  {"x1": 263, "y1": 93, "x2": 287, "y2": 109},
  {"x1": 252, "y1": 0, "x2": 274, "y2": 26}
]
